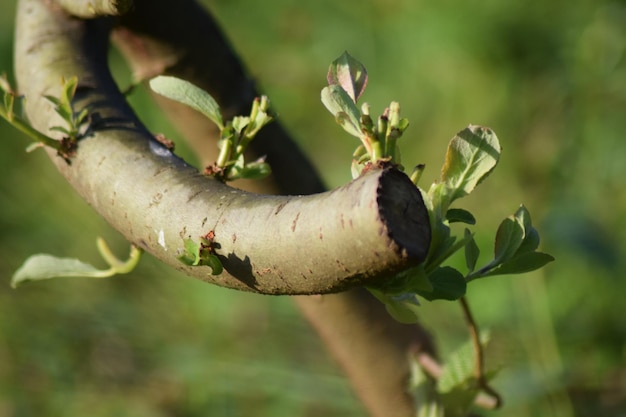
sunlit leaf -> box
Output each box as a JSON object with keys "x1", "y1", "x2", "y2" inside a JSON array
[
  {"x1": 150, "y1": 76, "x2": 224, "y2": 129},
  {"x1": 12, "y1": 255, "x2": 109, "y2": 287},
  {"x1": 11, "y1": 239, "x2": 141, "y2": 288},
  {"x1": 177, "y1": 237, "x2": 223, "y2": 274},
  {"x1": 320, "y1": 84, "x2": 362, "y2": 138},
  {"x1": 439, "y1": 125, "x2": 501, "y2": 206},
  {"x1": 178, "y1": 238, "x2": 201, "y2": 266},
  {"x1": 326, "y1": 51, "x2": 368, "y2": 102}
]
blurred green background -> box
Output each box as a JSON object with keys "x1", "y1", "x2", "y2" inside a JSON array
[{"x1": 1, "y1": 0, "x2": 625, "y2": 416}]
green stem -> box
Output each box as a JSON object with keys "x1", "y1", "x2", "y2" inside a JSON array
[
  {"x1": 424, "y1": 232, "x2": 472, "y2": 275},
  {"x1": 0, "y1": 110, "x2": 63, "y2": 151},
  {"x1": 459, "y1": 296, "x2": 502, "y2": 408},
  {"x1": 216, "y1": 138, "x2": 232, "y2": 168},
  {"x1": 370, "y1": 139, "x2": 384, "y2": 162}
]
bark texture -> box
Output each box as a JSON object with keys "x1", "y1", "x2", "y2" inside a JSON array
[
  {"x1": 14, "y1": 0, "x2": 438, "y2": 416},
  {"x1": 14, "y1": 0, "x2": 430, "y2": 295}
]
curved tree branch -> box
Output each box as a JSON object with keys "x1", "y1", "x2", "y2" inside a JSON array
[
  {"x1": 14, "y1": 1, "x2": 438, "y2": 416},
  {"x1": 14, "y1": 0, "x2": 430, "y2": 294}
]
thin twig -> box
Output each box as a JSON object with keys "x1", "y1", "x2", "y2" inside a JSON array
[{"x1": 459, "y1": 296, "x2": 502, "y2": 409}]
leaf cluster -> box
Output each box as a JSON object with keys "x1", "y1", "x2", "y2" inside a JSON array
[
  {"x1": 177, "y1": 235, "x2": 223, "y2": 275},
  {"x1": 0, "y1": 74, "x2": 82, "y2": 161},
  {"x1": 320, "y1": 53, "x2": 554, "y2": 323},
  {"x1": 149, "y1": 76, "x2": 272, "y2": 182},
  {"x1": 321, "y1": 52, "x2": 410, "y2": 177}
]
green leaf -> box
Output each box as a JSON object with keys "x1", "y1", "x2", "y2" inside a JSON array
[
  {"x1": 149, "y1": 76, "x2": 224, "y2": 129},
  {"x1": 464, "y1": 228, "x2": 480, "y2": 273},
  {"x1": 326, "y1": 51, "x2": 368, "y2": 102},
  {"x1": 446, "y1": 208, "x2": 476, "y2": 224},
  {"x1": 199, "y1": 253, "x2": 223, "y2": 275},
  {"x1": 438, "y1": 332, "x2": 491, "y2": 393},
  {"x1": 484, "y1": 252, "x2": 554, "y2": 277},
  {"x1": 320, "y1": 84, "x2": 363, "y2": 138},
  {"x1": 369, "y1": 289, "x2": 421, "y2": 323},
  {"x1": 513, "y1": 205, "x2": 540, "y2": 254},
  {"x1": 418, "y1": 267, "x2": 467, "y2": 301},
  {"x1": 11, "y1": 238, "x2": 142, "y2": 288},
  {"x1": 12, "y1": 255, "x2": 110, "y2": 287},
  {"x1": 405, "y1": 265, "x2": 434, "y2": 293},
  {"x1": 438, "y1": 125, "x2": 501, "y2": 207},
  {"x1": 493, "y1": 215, "x2": 525, "y2": 265},
  {"x1": 231, "y1": 115, "x2": 250, "y2": 135},
  {"x1": 240, "y1": 161, "x2": 271, "y2": 180},
  {"x1": 177, "y1": 237, "x2": 223, "y2": 274},
  {"x1": 61, "y1": 76, "x2": 79, "y2": 106},
  {"x1": 49, "y1": 126, "x2": 70, "y2": 135},
  {"x1": 178, "y1": 238, "x2": 201, "y2": 266}
]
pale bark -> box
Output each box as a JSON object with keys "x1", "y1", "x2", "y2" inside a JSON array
[
  {"x1": 14, "y1": 0, "x2": 438, "y2": 416},
  {"x1": 14, "y1": 0, "x2": 430, "y2": 295}
]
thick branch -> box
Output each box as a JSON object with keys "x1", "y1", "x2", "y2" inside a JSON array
[
  {"x1": 106, "y1": 2, "x2": 438, "y2": 417},
  {"x1": 14, "y1": 0, "x2": 430, "y2": 295}
]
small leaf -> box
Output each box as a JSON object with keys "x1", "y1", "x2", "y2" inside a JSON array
[
  {"x1": 438, "y1": 332, "x2": 491, "y2": 393},
  {"x1": 439, "y1": 125, "x2": 501, "y2": 207},
  {"x1": 61, "y1": 76, "x2": 79, "y2": 106},
  {"x1": 326, "y1": 51, "x2": 368, "y2": 102},
  {"x1": 382, "y1": 265, "x2": 432, "y2": 295},
  {"x1": 177, "y1": 238, "x2": 223, "y2": 274},
  {"x1": 368, "y1": 289, "x2": 421, "y2": 324},
  {"x1": 150, "y1": 76, "x2": 224, "y2": 129},
  {"x1": 43, "y1": 94, "x2": 61, "y2": 106},
  {"x1": 493, "y1": 215, "x2": 525, "y2": 265},
  {"x1": 49, "y1": 126, "x2": 70, "y2": 135},
  {"x1": 240, "y1": 161, "x2": 271, "y2": 180},
  {"x1": 484, "y1": 252, "x2": 554, "y2": 277},
  {"x1": 384, "y1": 295, "x2": 421, "y2": 324},
  {"x1": 11, "y1": 250, "x2": 127, "y2": 288},
  {"x1": 199, "y1": 253, "x2": 223, "y2": 275},
  {"x1": 178, "y1": 238, "x2": 201, "y2": 266},
  {"x1": 513, "y1": 205, "x2": 540, "y2": 254},
  {"x1": 446, "y1": 208, "x2": 476, "y2": 225},
  {"x1": 231, "y1": 116, "x2": 250, "y2": 135},
  {"x1": 321, "y1": 85, "x2": 363, "y2": 138},
  {"x1": 464, "y1": 229, "x2": 480, "y2": 273},
  {"x1": 418, "y1": 267, "x2": 466, "y2": 301}
]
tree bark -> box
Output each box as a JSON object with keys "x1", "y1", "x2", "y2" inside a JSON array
[
  {"x1": 14, "y1": 0, "x2": 430, "y2": 295},
  {"x1": 14, "y1": 0, "x2": 438, "y2": 416}
]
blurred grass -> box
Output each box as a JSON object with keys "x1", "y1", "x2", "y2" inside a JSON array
[{"x1": 1, "y1": 0, "x2": 626, "y2": 416}]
